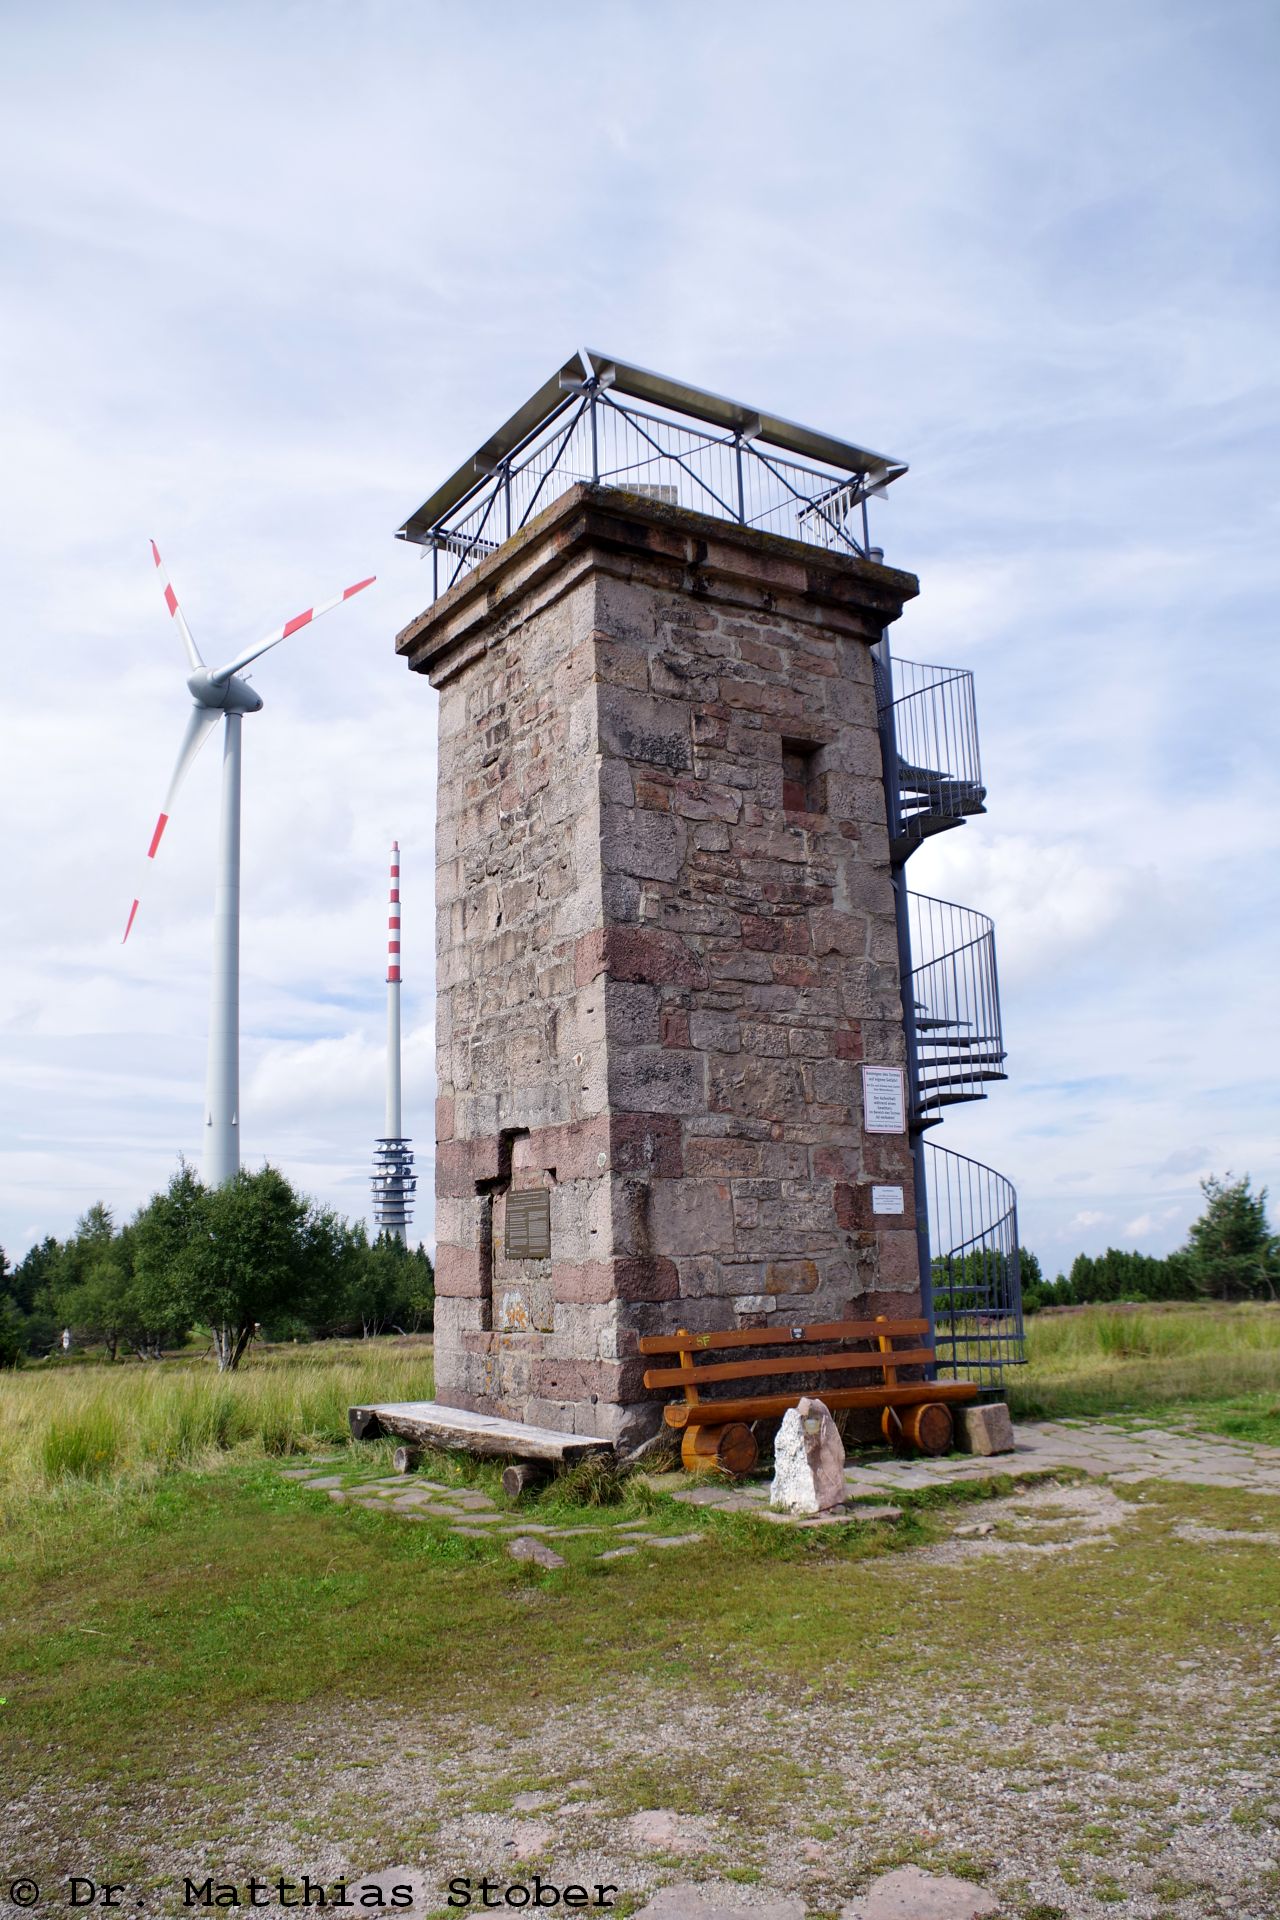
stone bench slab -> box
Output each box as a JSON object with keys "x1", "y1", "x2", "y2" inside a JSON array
[{"x1": 348, "y1": 1399, "x2": 612, "y2": 1465}]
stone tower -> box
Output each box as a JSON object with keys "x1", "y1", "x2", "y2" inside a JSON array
[{"x1": 395, "y1": 360, "x2": 936, "y2": 1446}]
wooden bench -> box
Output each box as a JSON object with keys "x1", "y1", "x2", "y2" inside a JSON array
[{"x1": 639, "y1": 1316, "x2": 979, "y2": 1474}]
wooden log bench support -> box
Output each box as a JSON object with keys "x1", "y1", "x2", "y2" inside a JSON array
[{"x1": 639, "y1": 1316, "x2": 979, "y2": 1474}]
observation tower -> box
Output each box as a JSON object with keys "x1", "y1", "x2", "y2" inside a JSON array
[{"x1": 395, "y1": 351, "x2": 1021, "y2": 1443}]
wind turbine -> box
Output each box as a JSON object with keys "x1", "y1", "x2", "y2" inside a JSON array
[{"x1": 124, "y1": 541, "x2": 375, "y2": 1187}]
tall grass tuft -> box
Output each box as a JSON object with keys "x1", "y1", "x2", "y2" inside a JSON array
[
  {"x1": 41, "y1": 1409, "x2": 123, "y2": 1482},
  {"x1": 1009, "y1": 1301, "x2": 1280, "y2": 1420},
  {"x1": 0, "y1": 1340, "x2": 434, "y2": 1511}
]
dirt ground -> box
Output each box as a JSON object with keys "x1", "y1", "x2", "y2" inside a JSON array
[{"x1": 7, "y1": 1459, "x2": 1278, "y2": 1920}]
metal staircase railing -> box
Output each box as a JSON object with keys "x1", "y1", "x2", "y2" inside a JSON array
[
  {"x1": 924, "y1": 1140, "x2": 1025, "y2": 1381},
  {"x1": 875, "y1": 637, "x2": 1025, "y2": 1382},
  {"x1": 907, "y1": 892, "x2": 1007, "y2": 1114},
  {"x1": 877, "y1": 657, "x2": 986, "y2": 861}
]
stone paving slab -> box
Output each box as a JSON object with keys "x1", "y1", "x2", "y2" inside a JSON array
[
  {"x1": 841, "y1": 1864, "x2": 1000, "y2": 1919},
  {"x1": 634, "y1": 1882, "x2": 803, "y2": 1920},
  {"x1": 285, "y1": 1416, "x2": 1280, "y2": 1572},
  {"x1": 831, "y1": 1419, "x2": 1280, "y2": 1497},
  {"x1": 507, "y1": 1536, "x2": 566, "y2": 1570}
]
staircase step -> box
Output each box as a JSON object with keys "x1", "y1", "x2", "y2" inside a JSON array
[
  {"x1": 917, "y1": 1045, "x2": 1006, "y2": 1063},
  {"x1": 898, "y1": 779, "x2": 987, "y2": 810},
  {"x1": 915, "y1": 1075, "x2": 1009, "y2": 1108},
  {"x1": 897, "y1": 761, "x2": 987, "y2": 803}
]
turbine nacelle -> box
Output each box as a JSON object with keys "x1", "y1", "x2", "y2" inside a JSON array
[{"x1": 186, "y1": 667, "x2": 263, "y2": 714}]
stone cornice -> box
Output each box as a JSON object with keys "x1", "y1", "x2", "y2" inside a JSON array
[{"x1": 395, "y1": 484, "x2": 919, "y2": 685}]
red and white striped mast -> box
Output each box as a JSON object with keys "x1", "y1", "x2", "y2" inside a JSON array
[
  {"x1": 386, "y1": 841, "x2": 403, "y2": 1141},
  {"x1": 371, "y1": 841, "x2": 415, "y2": 1243}
]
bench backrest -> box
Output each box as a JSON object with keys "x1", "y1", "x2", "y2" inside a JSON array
[{"x1": 639, "y1": 1316, "x2": 933, "y2": 1407}]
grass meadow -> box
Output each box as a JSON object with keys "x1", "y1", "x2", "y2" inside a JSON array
[
  {"x1": 1006, "y1": 1299, "x2": 1280, "y2": 1441},
  {"x1": 2, "y1": 1306, "x2": 1278, "y2": 1916},
  {"x1": 3, "y1": 1302, "x2": 1276, "y2": 1515}
]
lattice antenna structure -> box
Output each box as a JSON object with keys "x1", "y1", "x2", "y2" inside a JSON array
[{"x1": 370, "y1": 841, "x2": 415, "y2": 1243}]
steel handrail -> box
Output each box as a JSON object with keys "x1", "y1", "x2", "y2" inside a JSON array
[
  {"x1": 415, "y1": 387, "x2": 892, "y2": 599},
  {"x1": 924, "y1": 1139, "x2": 1024, "y2": 1380}
]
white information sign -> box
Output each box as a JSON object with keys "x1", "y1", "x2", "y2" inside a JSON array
[
  {"x1": 861, "y1": 1064, "x2": 906, "y2": 1135},
  {"x1": 872, "y1": 1185, "x2": 905, "y2": 1216}
]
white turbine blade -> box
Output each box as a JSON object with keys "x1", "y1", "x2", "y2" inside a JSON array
[
  {"x1": 150, "y1": 539, "x2": 204, "y2": 670},
  {"x1": 210, "y1": 572, "x2": 376, "y2": 684},
  {"x1": 122, "y1": 706, "x2": 221, "y2": 942}
]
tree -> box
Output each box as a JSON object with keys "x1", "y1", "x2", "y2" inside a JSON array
[
  {"x1": 128, "y1": 1161, "x2": 202, "y2": 1356},
  {"x1": 295, "y1": 1206, "x2": 367, "y2": 1338},
  {"x1": 59, "y1": 1252, "x2": 132, "y2": 1360},
  {"x1": 176, "y1": 1165, "x2": 312, "y2": 1370},
  {"x1": 1184, "y1": 1174, "x2": 1278, "y2": 1302},
  {"x1": 346, "y1": 1232, "x2": 434, "y2": 1338},
  {"x1": 0, "y1": 1295, "x2": 24, "y2": 1369},
  {"x1": 7, "y1": 1236, "x2": 61, "y2": 1355},
  {"x1": 402, "y1": 1244, "x2": 435, "y2": 1333},
  {"x1": 54, "y1": 1205, "x2": 126, "y2": 1357}
]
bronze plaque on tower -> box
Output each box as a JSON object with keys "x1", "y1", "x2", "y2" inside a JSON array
[{"x1": 504, "y1": 1188, "x2": 551, "y2": 1260}]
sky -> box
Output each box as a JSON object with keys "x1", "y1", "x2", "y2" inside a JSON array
[{"x1": 1, "y1": 0, "x2": 1277, "y2": 1276}]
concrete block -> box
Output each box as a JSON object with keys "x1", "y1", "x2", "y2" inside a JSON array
[{"x1": 957, "y1": 1402, "x2": 1016, "y2": 1455}]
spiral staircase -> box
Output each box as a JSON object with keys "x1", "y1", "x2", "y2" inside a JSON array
[{"x1": 875, "y1": 651, "x2": 1025, "y2": 1384}]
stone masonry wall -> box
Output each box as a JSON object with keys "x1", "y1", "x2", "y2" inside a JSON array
[{"x1": 400, "y1": 487, "x2": 920, "y2": 1447}]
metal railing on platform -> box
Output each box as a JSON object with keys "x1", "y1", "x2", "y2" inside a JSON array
[{"x1": 414, "y1": 389, "x2": 894, "y2": 600}]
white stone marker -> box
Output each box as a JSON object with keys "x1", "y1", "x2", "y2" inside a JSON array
[{"x1": 770, "y1": 1395, "x2": 846, "y2": 1514}]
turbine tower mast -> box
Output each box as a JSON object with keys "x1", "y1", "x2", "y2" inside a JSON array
[
  {"x1": 125, "y1": 542, "x2": 375, "y2": 1187},
  {"x1": 371, "y1": 842, "x2": 416, "y2": 1244},
  {"x1": 207, "y1": 708, "x2": 244, "y2": 1186}
]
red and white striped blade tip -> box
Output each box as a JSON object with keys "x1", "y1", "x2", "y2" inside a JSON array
[
  {"x1": 282, "y1": 575, "x2": 376, "y2": 637},
  {"x1": 123, "y1": 810, "x2": 171, "y2": 941},
  {"x1": 150, "y1": 541, "x2": 178, "y2": 608}
]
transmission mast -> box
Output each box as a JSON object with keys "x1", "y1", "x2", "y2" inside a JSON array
[{"x1": 370, "y1": 841, "x2": 416, "y2": 1243}]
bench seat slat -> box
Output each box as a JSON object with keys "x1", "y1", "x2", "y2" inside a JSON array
[
  {"x1": 663, "y1": 1379, "x2": 979, "y2": 1428},
  {"x1": 638, "y1": 1317, "x2": 929, "y2": 1357},
  {"x1": 642, "y1": 1344, "x2": 937, "y2": 1391}
]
